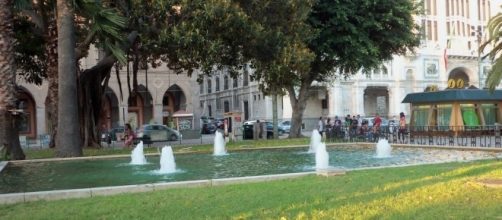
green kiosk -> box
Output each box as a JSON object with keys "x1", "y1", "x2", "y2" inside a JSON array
[{"x1": 402, "y1": 88, "x2": 502, "y2": 136}]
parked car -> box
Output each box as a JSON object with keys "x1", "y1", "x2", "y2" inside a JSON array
[
  {"x1": 108, "y1": 126, "x2": 125, "y2": 141},
  {"x1": 279, "y1": 121, "x2": 291, "y2": 133},
  {"x1": 201, "y1": 123, "x2": 217, "y2": 134},
  {"x1": 136, "y1": 124, "x2": 182, "y2": 143},
  {"x1": 214, "y1": 118, "x2": 225, "y2": 129},
  {"x1": 242, "y1": 120, "x2": 285, "y2": 139},
  {"x1": 265, "y1": 122, "x2": 286, "y2": 136}
]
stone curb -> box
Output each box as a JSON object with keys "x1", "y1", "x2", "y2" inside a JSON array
[
  {"x1": 0, "y1": 161, "x2": 7, "y2": 173},
  {"x1": 0, "y1": 173, "x2": 315, "y2": 205}
]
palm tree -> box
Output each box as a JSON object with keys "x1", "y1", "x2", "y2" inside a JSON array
[
  {"x1": 0, "y1": 0, "x2": 26, "y2": 160},
  {"x1": 481, "y1": 10, "x2": 502, "y2": 90},
  {"x1": 55, "y1": 0, "x2": 81, "y2": 157}
]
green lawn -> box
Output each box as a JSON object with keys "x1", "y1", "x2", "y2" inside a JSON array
[
  {"x1": 21, "y1": 138, "x2": 310, "y2": 160},
  {"x1": 1, "y1": 159, "x2": 501, "y2": 219}
]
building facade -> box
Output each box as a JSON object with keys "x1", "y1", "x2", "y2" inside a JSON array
[{"x1": 196, "y1": 0, "x2": 501, "y2": 126}]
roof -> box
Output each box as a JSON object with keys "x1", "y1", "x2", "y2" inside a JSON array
[{"x1": 402, "y1": 89, "x2": 502, "y2": 104}]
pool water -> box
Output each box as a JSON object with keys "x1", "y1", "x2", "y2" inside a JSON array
[{"x1": 0, "y1": 146, "x2": 500, "y2": 193}]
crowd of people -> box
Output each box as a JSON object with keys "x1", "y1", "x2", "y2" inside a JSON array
[{"x1": 317, "y1": 112, "x2": 407, "y2": 142}]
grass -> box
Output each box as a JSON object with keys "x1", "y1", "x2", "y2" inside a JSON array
[
  {"x1": 21, "y1": 137, "x2": 311, "y2": 160},
  {"x1": 0, "y1": 159, "x2": 501, "y2": 219}
]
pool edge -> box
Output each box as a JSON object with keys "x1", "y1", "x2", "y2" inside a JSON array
[
  {"x1": 0, "y1": 161, "x2": 7, "y2": 173},
  {"x1": 0, "y1": 172, "x2": 316, "y2": 205}
]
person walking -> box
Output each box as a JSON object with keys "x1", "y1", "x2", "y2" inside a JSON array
[
  {"x1": 373, "y1": 113, "x2": 382, "y2": 142},
  {"x1": 317, "y1": 117, "x2": 324, "y2": 137},
  {"x1": 398, "y1": 112, "x2": 407, "y2": 143}
]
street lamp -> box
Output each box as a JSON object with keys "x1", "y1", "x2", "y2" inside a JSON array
[{"x1": 472, "y1": 25, "x2": 483, "y2": 88}]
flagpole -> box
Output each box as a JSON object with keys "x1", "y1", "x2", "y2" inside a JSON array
[{"x1": 475, "y1": 25, "x2": 483, "y2": 89}]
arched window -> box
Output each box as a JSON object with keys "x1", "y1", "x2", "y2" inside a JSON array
[{"x1": 224, "y1": 75, "x2": 229, "y2": 90}]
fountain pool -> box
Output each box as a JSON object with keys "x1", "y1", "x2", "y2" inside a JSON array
[{"x1": 1, "y1": 146, "x2": 500, "y2": 193}]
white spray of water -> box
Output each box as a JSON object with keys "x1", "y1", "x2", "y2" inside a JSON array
[
  {"x1": 213, "y1": 130, "x2": 227, "y2": 156},
  {"x1": 375, "y1": 139, "x2": 392, "y2": 158},
  {"x1": 308, "y1": 129, "x2": 322, "y2": 153},
  {"x1": 158, "y1": 146, "x2": 176, "y2": 173},
  {"x1": 130, "y1": 141, "x2": 147, "y2": 165},
  {"x1": 315, "y1": 142, "x2": 330, "y2": 170}
]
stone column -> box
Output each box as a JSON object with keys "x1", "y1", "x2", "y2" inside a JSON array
[{"x1": 153, "y1": 104, "x2": 163, "y2": 125}]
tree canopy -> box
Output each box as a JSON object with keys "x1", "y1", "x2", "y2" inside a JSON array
[{"x1": 482, "y1": 9, "x2": 502, "y2": 90}]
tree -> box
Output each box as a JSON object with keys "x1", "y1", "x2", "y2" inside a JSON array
[
  {"x1": 0, "y1": 0, "x2": 26, "y2": 160},
  {"x1": 481, "y1": 10, "x2": 502, "y2": 90},
  {"x1": 55, "y1": 0, "x2": 81, "y2": 157},
  {"x1": 14, "y1": 0, "x2": 130, "y2": 149},
  {"x1": 284, "y1": 0, "x2": 420, "y2": 137},
  {"x1": 237, "y1": 0, "x2": 315, "y2": 139}
]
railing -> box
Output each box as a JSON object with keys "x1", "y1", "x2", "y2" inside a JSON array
[{"x1": 323, "y1": 125, "x2": 502, "y2": 148}]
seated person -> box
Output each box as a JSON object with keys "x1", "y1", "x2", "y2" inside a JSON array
[{"x1": 124, "y1": 123, "x2": 135, "y2": 148}]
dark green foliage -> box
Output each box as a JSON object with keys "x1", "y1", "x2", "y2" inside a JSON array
[
  {"x1": 308, "y1": 0, "x2": 420, "y2": 78},
  {"x1": 13, "y1": 16, "x2": 47, "y2": 85}
]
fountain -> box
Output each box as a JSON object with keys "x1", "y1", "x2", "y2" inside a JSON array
[
  {"x1": 213, "y1": 130, "x2": 227, "y2": 156},
  {"x1": 308, "y1": 129, "x2": 322, "y2": 153},
  {"x1": 315, "y1": 142, "x2": 329, "y2": 170},
  {"x1": 3, "y1": 146, "x2": 500, "y2": 193},
  {"x1": 130, "y1": 141, "x2": 147, "y2": 165},
  {"x1": 158, "y1": 146, "x2": 176, "y2": 173},
  {"x1": 375, "y1": 139, "x2": 392, "y2": 158}
]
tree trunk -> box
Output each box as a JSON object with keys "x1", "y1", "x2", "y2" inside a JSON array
[
  {"x1": 76, "y1": 32, "x2": 137, "y2": 148},
  {"x1": 272, "y1": 92, "x2": 278, "y2": 139},
  {"x1": 79, "y1": 65, "x2": 112, "y2": 148},
  {"x1": 0, "y1": 0, "x2": 25, "y2": 160},
  {"x1": 287, "y1": 77, "x2": 313, "y2": 138},
  {"x1": 55, "y1": 0, "x2": 82, "y2": 157},
  {"x1": 45, "y1": 17, "x2": 59, "y2": 148}
]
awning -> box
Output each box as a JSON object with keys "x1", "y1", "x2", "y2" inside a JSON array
[
  {"x1": 172, "y1": 110, "x2": 193, "y2": 117},
  {"x1": 402, "y1": 89, "x2": 502, "y2": 104}
]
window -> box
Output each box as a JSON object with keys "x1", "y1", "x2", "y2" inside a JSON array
[
  {"x1": 425, "y1": 0, "x2": 431, "y2": 15},
  {"x1": 224, "y1": 75, "x2": 229, "y2": 90},
  {"x1": 234, "y1": 94, "x2": 239, "y2": 108},
  {"x1": 481, "y1": 104, "x2": 497, "y2": 126},
  {"x1": 427, "y1": 21, "x2": 432, "y2": 40},
  {"x1": 233, "y1": 77, "x2": 238, "y2": 88},
  {"x1": 224, "y1": 101, "x2": 230, "y2": 113},
  {"x1": 412, "y1": 105, "x2": 429, "y2": 127},
  {"x1": 208, "y1": 105, "x2": 212, "y2": 117},
  {"x1": 199, "y1": 83, "x2": 203, "y2": 94},
  {"x1": 465, "y1": 0, "x2": 471, "y2": 18},
  {"x1": 434, "y1": 104, "x2": 452, "y2": 129},
  {"x1": 17, "y1": 100, "x2": 31, "y2": 134},
  {"x1": 446, "y1": 0, "x2": 450, "y2": 16},
  {"x1": 321, "y1": 99, "x2": 328, "y2": 109},
  {"x1": 200, "y1": 101, "x2": 204, "y2": 108},
  {"x1": 460, "y1": 104, "x2": 480, "y2": 128},
  {"x1": 383, "y1": 66, "x2": 389, "y2": 76},
  {"x1": 215, "y1": 76, "x2": 220, "y2": 92},
  {"x1": 207, "y1": 80, "x2": 212, "y2": 93},
  {"x1": 434, "y1": 21, "x2": 438, "y2": 40},
  {"x1": 216, "y1": 98, "x2": 221, "y2": 110}
]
